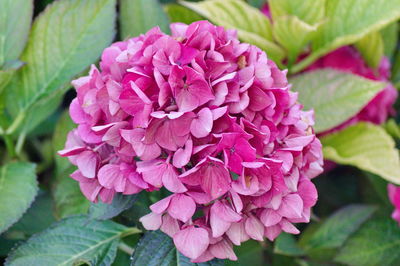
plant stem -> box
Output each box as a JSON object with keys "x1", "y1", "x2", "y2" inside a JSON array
[
  {"x1": 3, "y1": 134, "x2": 16, "y2": 158},
  {"x1": 118, "y1": 242, "x2": 135, "y2": 255},
  {"x1": 121, "y1": 227, "x2": 142, "y2": 238}
]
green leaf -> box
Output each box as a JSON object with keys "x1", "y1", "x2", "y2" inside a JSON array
[
  {"x1": 301, "y1": 204, "x2": 376, "y2": 251},
  {"x1": 289, "y1": 69, "x2": 385, "y2": 133},
  {"x1": 5, "y1": 216, "x2": 130, "y2": 266},
  {"x1": 89, "y1": 193, "x2": 138, "y2": 220},
  {"x1": 293, "y1": 0, "x2": 400, "y2": 73},
  {"x1": 119, "y1": 0, "x2": 170, "y2": 39},
  {"x1": 335, "y1": 215, "x2": 400, "y2": 266},
  {"x1": 274, "y1": 233, "x2": 305, "y2": 257},
  {"x1": 321, "y1": 122, "x2": 400, "y2": 184},
  {"x1": 355, "y1": 31, "x2": 384, "y2": 69},
  {"x1": 273, "y1": 16, "x2": 318, "y2": 64},
  {"x1": 180, "y1": 0, "x2": 285, "y2": 62},
  {"x1": 165, "y1": 4, "x2": 203, "y2": 24},
  {"x1": 384, "y1": 119, "x2": 400, "y2": 139},
  {"x1": 6, "y1": 0, "x2": 116, "y2": 134},
  {"x1": 131, "y1": 230, "x2": 224, "y2": 265},
  {"x1": 380, "y1": 22, "x2": 399, "y2": 58},
  {"x1": 0, "y1": 0, "x2": 33, "y2": 67},
  {"x1": 268, "y1": 0, "x2": 325, "y2": 25},
  {"x1": 52, "y1": 111, "x2": 89, "y2": 219},
  {"x1": 6, "y1": 191, "x2": 56, "y2": 237},
  {"x1": 0, "y1": 162, "x2": 37, "y2": 234}
]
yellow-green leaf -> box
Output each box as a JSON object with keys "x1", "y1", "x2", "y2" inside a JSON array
[
  {"x1": 273, "y1": 16, "x2": 318, "y2": 64},
  {"x1": 269, "y1": 0, "x2": 325, "y2": 25},
  {"x1": 165, "y1": 4, "x2": 203, "y2": 24},
  {"x1": 355, "y1": 31, "x2": 384, "y2": 69},
  {"x1": 321, "y1": 122, "x2": 400, "y2": 184},
  {"x1": 180, "y1": 0, "x2": 285, "y2": 61}
]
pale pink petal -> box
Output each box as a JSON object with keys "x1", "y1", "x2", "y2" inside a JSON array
[
  {"x1": 168, "y1": 194, "x2": 196, "y2": 222},
  {"x1": 173, "y1": 226, "x2": 210, "y2": 259},
  {"x1": 139, "y1": 212, "x2": 162, "y2": 230}
]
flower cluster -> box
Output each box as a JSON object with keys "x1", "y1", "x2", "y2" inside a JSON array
[
  {"x1": 388, "y1": 184, "x2": 400, "y2": 225},
  {"x1": 59, "y1": 21, "x2": 323, "y2": 262}
]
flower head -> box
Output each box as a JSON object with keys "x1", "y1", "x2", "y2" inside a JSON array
[
  {"x1": 59, "y1": 21, "x2": 323, "y2": 262},
  {"x1": 388, "y1": 184, "x2": 400, "y2": 225}
]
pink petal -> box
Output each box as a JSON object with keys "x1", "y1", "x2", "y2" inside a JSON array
[
  {"x1": 226, "y1": 221, "x2": 249, "y2": 245},
  {"x1": 150, "y1": 195, "x2": 173, "y2": 214},
  {"x1": 264, "y1": 225, "x2": 282, "y2": 241},
  {"x1": 160, "y1": 214, "x2": 180, "y2": 237},
  {"x1": 280, "y1": 219, "x2": 300, "y2": 234},
  {"x1": 168, "y1": 194, "x2": 196, "y2": 222},
  {"x1": 139, "y1": 212, "x2": 162, "y2": 230},
  {"x1": 209, "y1": 239, "x2": 237, "y2": 261},
  {"x1": 173, "y1": 138, "x2": 193, "y2": 168},
  {"x1": 245, "y1": 215, "x2": 264, "y2": 241},
  {"x1": 260, "y1": 208, "x2": 282, "y2": 227},
  {"x1": 190, "y1": 107, "x2": 213, "y2": 138},
  {"x1": 278, "y1": 194, "x2": 304, "y2": 219},
  {"x1": 76, "y1": 151, "x2": 98, "y2": 178},
  {"x1": 162, "y1": 165, "x2": 187, "y2": 193},
  {"x1": 173, "y1": 226, "x2": 210, "y2": 259}
]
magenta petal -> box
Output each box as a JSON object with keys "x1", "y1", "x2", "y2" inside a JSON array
[
  {"x1": 162, "y1": 165, "x2": 187, "y2": 193},
  {"x1": 97, "y1": 164, "x2": 121, "y2": 189},
  {"x1": 168, "y1": 194, "x2": 196, "y2": 222},
  {"x1": 173, "y1": 138, "x2": 193, "y2": 168},
  {"x1": 191, "y1": 107, "x2": 213, "y2": 138},
  {"x1": 139, "y1": 212, "x2": 162, "y2": 230},
  {"x1": 173, "y1": 226, "x2": 210, "y2": 259}
]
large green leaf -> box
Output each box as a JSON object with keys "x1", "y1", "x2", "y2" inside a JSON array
[
  {"x1": 5, "y1": 216, "x2": 130, "y2": 266},
  {"x1": 335, "y1": 215, "x2": 400, "y2": 266},
  {"x1": 292, "y1": 0, "x2": 400, "y2": 73},
  {"x1": 268, "y1": 0, "x2": 325, "y2": 25},
  {"x1": 289, "y1": 69, "x2": 385, "y2": 133},
  {"x1": 354, "y1": 31, "x2": 384, "y2": 69},
  {"x1": 165, "y1": 4, "x2": 203, "y2": 24},
  {"x1": 89, "y1": 194, "x2": 138, "y2": 220},
  {"x1": 0, "y1": 162, "x2": 37, "y2": 234},
  {"x1": 131, "y1": 230, "x2": 224, "y2": 265},
  {"x1": 180, "y1": 0, "x2": 285, "y2": 62},
  {"x1": 321, "y1": 122, "x2": 400, "y2": 184},
  {"x1": 119, "y1": 0, "x2": 170, "y2": 39},
  {"x1": 301, "y1": 205, "x2": 376, "y2": 251},
  {"x1": 6, "y1": 191, "x2": 55, "y2": 237},
  {"x1": 52, "y1": 111, "x2": 89, "y2": 219},
  {"x1": 0, "y1": 0, "x2": 33, "y2": 67},
  {"x1": 273, "y1": 16, "x2": 318, "y2": 64},
  {"x1": 5, "y1": 0, "x2": 116, "y2": 134},
  {"x1": 380, "y1": 22, "x2": 399, "y2": 58}
]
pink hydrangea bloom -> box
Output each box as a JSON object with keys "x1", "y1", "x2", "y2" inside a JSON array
[
  {"x1": 59, "y1": 21, "x2": 323, "y2": 262},
  {"x1": 388, "y1": 184, "x2": 400, "y2": 225}
]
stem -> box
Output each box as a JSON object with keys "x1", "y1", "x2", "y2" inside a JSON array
[
  {"x1": 121, "y1": 227, "x2": 142, "y2": 238},
  {"x1": 16, "y1": 132, "x2": 26, "y2": 156},
  {"x1": 3, "y1": 134, "x2": 16, "y2": 158},
  {"x1": 6, "y1": 112, "x2": 25, "y2": 135},
  {"x1": 118, "y1": 242, "x2": 135, "y2": 255}
]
